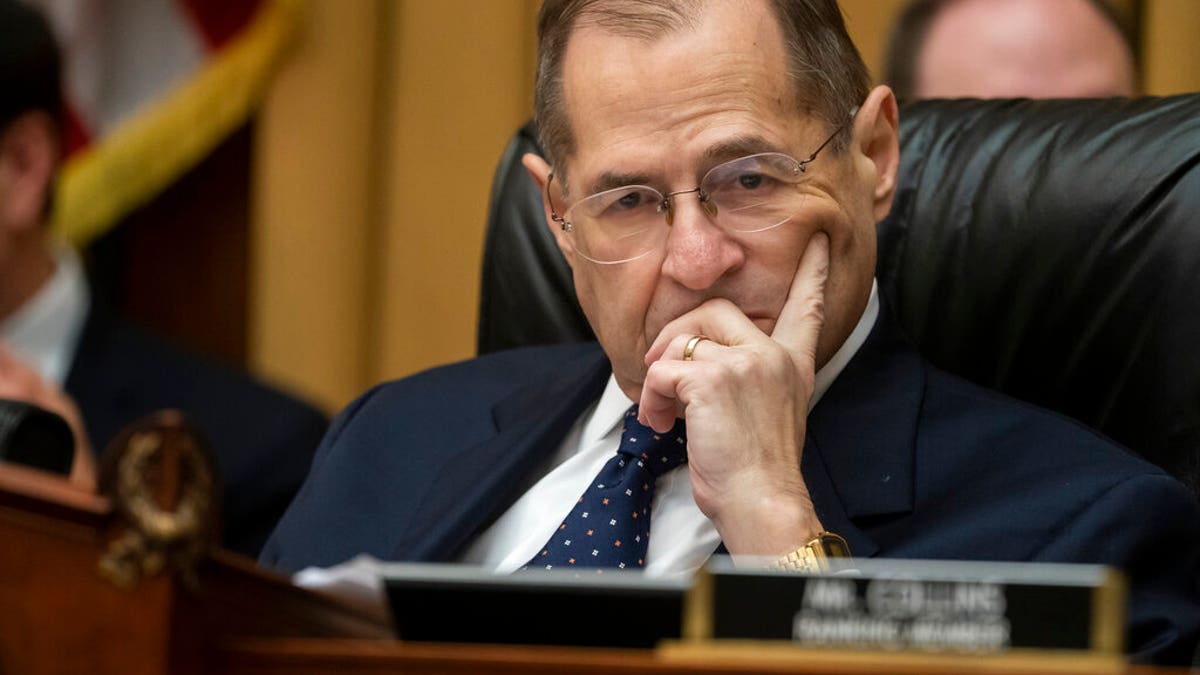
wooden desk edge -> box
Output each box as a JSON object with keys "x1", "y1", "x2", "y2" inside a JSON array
[{"x1": 214, "y1": 638, "x2": 1188, "y2": 675}]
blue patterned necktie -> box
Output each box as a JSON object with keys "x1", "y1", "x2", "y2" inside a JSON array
[{"x1": 526, "y1": 404, "x2": 687, "y2": 572}]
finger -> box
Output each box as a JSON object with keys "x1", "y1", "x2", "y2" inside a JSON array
[
  {"x1": 0, "y1": 360, "x2": 45, "y2": 400},
  {"x1": 644, "y1": 298, "x2": 759, "y2": 366},
  {"x1": 47, "y1": 384, "x2": 96, "y2": 490},
  {"x1": 770, "y1": 231, "x2": 829, "y2": 362},
  {"x1": 654, "y1": 332, "x2": 719, "y2": 367},
  {"x1": 638, "y1": 358, "x2": 720, "y2": 432},
  {"x1": 42, "y1": 381, "x2": 80, "y2": 421},
  {"x1": 0, "y1": 347, "x2": 53, "y2": 410}
]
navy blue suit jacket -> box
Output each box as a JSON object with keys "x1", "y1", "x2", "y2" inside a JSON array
[
  {"x1": 65, "y1": 306, "x2": 328, "y2": 558},
  {"x1": 262, "y1": 311, "x2": 1200, "y2": 663}
]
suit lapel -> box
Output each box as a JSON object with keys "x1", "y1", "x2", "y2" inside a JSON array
[
  {"x1": 391, "y1": 303, "x2": 925, "y2": 564},
  {"x1": 804, "y1": 302, "x2": 924, "y2": 559},
  {"x1": 393, "y1": 346, "x2": 611, "y2": 561}
]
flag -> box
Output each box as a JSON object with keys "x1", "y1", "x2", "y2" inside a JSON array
[{"x1": 27, "y1": 0, "x2": 300, "y2": 245}]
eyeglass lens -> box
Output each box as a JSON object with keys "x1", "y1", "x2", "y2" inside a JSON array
[{"x1": 564, "y1": 152, "x2": 809, "y2": 264}]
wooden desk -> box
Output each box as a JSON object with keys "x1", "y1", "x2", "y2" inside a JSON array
[
  {"x1": 0, "y1": 463, "x2": 1188, "y2": 675},
  {"x1": 0, "y1": 463, "x2": 388, "y2": 675}
]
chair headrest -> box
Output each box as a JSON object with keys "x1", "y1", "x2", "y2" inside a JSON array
[{"x1": 881, "y1": 96, "x2": 1200, "y2": 495}]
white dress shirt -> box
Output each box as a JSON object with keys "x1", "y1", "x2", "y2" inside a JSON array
[
  {"x1": 0, "y1": 242, "x2": 90, "y2": 386},
  {"x1": 460, "y1": 281, "x2": 881, "y2": 576}
]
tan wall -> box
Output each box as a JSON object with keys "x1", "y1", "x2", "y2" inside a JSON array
[
  {"x1": 1142, "y1": 0, "x2": 1200, "y2": 95},
  {"x1": 252, "y1": 0, "x2": 1200, "y2": 415},
  {"x1": 372, "y1": 0, "x2": 540, "y2": 385},
  {"x1": 841, "y1": 0, "x2": 908, "y2": 82},
  {"x1": 251, "y1": 0, "x2": 539, "y2": 413},
  {"x1": 250, "y1": 0, "x2": 382, "y2": 412}
]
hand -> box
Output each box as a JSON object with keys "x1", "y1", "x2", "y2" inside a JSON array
[
  {"x1": 639, "y1": 232, "x2": 830, "y2": 557},
  {"x1": 0, "y1": 344, "x2": 97, "y2": 492}
]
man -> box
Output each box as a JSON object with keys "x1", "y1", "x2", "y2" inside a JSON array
[
  {"x1": 0, "y1": 0, "x2": 327, "y2": 558},
  {"x1": 884, "y1": 0, "x2": 1137, "y2": 101},
  {"x1": 262, "y1": 0, "x2": 1200, "y2": 663}
]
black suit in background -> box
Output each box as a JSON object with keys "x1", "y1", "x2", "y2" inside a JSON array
[{"x1": 65, "y1": 306, "x2": 327, "y2": 558}]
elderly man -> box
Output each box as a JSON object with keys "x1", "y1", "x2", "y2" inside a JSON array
[{"x1": 262, "y1": 0, "x2": 1200, "y2": 663}]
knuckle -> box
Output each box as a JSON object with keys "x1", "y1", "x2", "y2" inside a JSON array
[
  {"x1": 726, "y1": 351, "x2": 758, "y2": 381},
  {"x1": 645, "y1": 358, "x2": 666, "y2": 380}
]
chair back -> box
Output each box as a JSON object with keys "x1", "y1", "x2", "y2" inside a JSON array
[{"x1": 476, "y1": 96, "x2": 1200, "y2": 496}]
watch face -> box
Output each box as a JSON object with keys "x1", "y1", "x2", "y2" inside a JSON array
[{"x1": 819, "y1": 532, "x2": 851, "y2": 559}]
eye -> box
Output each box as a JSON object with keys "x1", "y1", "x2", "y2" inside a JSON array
[
  {"x1": 737, "y1": 173, "x2": 764, "y2": 189},
  {"x1": 615, "y1": 190, "x2": 645, "y2": 209}
]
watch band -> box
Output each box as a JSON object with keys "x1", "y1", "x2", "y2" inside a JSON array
[{"x1": 765, "y1": 531, "x2": 851, "y2": 573}]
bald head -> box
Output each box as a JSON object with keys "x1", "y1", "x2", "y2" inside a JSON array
[{"x1": 899, "y1": 0, "x2": 1135, "y2": 99}]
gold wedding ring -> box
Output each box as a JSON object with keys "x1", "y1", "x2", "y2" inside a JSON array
[{"x1": 683, "y1": 335, "x2": 711, "y2": 362}]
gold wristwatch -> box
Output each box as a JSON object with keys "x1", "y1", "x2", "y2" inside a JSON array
[{"x1": 765, "y1": 531, "x2": 851, "y2": 573}]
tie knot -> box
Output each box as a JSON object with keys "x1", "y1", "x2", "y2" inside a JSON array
[{"x1": 617, "y1": 405, "x2": 687, "y2": 478}]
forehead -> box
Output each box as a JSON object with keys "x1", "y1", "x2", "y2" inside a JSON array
[{"x1": 558, "y1": 0, "x2": 810, "y2": 184}]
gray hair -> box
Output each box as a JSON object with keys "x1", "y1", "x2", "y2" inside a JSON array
[{"x1": 533, "y1": 0, "x2": 870, "y2": 183}]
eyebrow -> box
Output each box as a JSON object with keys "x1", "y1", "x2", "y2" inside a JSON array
[
  {"x1": 589, "y1": 171, "x2": 655, "y2": 196},
  {"x1": 703, "y1": 135, "x2": 789, "y2": 163}
]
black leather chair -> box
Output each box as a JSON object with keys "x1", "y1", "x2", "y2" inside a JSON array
[{"x1": 477, "y1": 96, "x2": 1200, "y2": 498}]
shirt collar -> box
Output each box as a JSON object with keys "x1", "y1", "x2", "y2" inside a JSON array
[
  {"x1": 582, "y1": 278, "x2": 881, "y2": 446},
  {"x1": 0, "y1": 241, "x2": 90, "y2": 385},
  {"x1": 811, "y1": 278, "x2": 879, "y2": 411}
]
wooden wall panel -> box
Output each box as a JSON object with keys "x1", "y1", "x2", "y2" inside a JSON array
[
  {"x1": 249, "y1": 0, "x2": 1198, "y2": 415},
  {"x1": 250, "y1": 0, "x2": 383, "y2": 412},
  {"x1": 840, "y1": 0, "x2": 909, "y2": 84},
  {"x1": 1141, "y1": 0, "x2": 1200, "y2": 95},
  {"x1": 371, "y1": 0, "x2": 538, "y2": 384}
]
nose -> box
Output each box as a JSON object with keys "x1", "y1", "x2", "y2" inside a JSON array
[{"x1": 660, "y1": 194, "x2": 745, "y2": 290}]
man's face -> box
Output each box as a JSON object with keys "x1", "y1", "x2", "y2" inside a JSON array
[{"x1": 545, "y1": 0, "x2": 890, "y2": 400}]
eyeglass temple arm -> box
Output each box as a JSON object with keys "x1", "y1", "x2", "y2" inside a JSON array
[{"x1": 798, "y1": 106, "x2": 861, "y2": 168}]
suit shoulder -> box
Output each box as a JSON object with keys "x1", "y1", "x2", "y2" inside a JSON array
[
  {"x1": 67, "y1": 314, "x2": 328, "y2": 558},
  {"x1": 360, "y1": 342, "x2": 605, "y2": 407},
  {"x1": 69, "y1": 317, "x2": 327, "y2": 456},
  {"x1": 918, "y1": 365, "x2": 1174, "y2": 494},
  {"x1": 313, "y1": 342, "x2": 606, "y2": 462}
]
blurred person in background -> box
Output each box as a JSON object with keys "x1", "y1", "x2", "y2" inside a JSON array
[
  {"x1": 884, "y1": 0, "x2": 1136, "y2": 101},
  {"x1": 0, "y1": 0, "x2": 326, "y2": 558}
]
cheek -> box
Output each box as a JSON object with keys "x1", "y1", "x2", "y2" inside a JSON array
[
  {"x1": 821, "y1": 210, "x2": 877, "y2": 351},
  {"x1": 774, "y1": 198, "x2": 874, "y2": 314},
  {"x1": 572, "y1": 261, "x2": 660, "y2": 359}
]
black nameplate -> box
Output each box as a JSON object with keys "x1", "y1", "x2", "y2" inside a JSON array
[
  {"x1": 686, "y1": 558, "x2": 1124, "y2": 654},
  {"x1": 383, "y1": 563, "x2": 687, "y2": 647}
]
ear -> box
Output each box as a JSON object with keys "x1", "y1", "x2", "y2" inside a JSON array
[
  {"x1": 0, "y1": 112, "x2": 59, "y2": 234},
  {"x1": 521, "y1": 152, "x2": 576, "y2": 267},
  {"x1": 849, "y1": 85, "x2": 900, "y2": 224}
]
